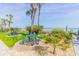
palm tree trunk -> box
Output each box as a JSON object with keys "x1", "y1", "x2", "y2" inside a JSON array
[
  {"x1": 31, "y1": 3, "x2": 35, "y2": 34},
  {"x1": 1, "y1": 26, "x2": 3, "y2": 32},
  {"x1": 9, "y1": 18, "x2": 11, "y2": 33},
  {"x1": 4, "y1": 21, "x2": 7, "y2": 32},
  {"x1": 6, "y1": 14, "x2": 13, "y2": 33},
  {"x1": 38, "y1": 7, "x2": 40, "y2": 33},
  {"x1": 9, "y1": 23, "x2": 10, "y2": 33},
  {"x1": 31, "y1": 18, "x2": 34, "y2": 33},
  {"x1": 38, "y1": 3, "x2": 41, "y2": 33}
]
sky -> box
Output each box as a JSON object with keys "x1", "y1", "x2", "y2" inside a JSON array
[{"x1": 0, "y1": 3, "x2": 79, "y2": 28}]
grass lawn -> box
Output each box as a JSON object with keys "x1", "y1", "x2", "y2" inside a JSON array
[{"x1": 0, "y1": 32, "x2": 27, "y2": 48}]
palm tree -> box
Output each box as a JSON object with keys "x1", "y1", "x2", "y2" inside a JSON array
[
  {"x1": 6, "y1": 14, "x2": 13, "y2": 33},
  {"x1": 0, "y1": 21, "x2": 4, "y2": 32},
  {"x1": 26, "y1": 3, "x2": 36, "y2": 33},
  {"x1": 37, "y1": 3, "x2": 42, "y2": 33},
  {"x1": 1, "y1": 18, "x2": 7, "y2": 29},
  {"x1": 0, "y1": 18, "x2": 7, "y2": 32},
  {"x1": 31, "y1": 3, "x2": 35, "y2": 33}
]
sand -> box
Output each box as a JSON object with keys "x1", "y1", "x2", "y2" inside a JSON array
[{"x1": 0, "y1": 40, "x2": 76, "y2": 56}]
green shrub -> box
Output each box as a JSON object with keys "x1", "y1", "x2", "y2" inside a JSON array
[
  {"x1": 42, "y1": 29, "x2": 73, "y2": 55},
  {"x1": 26, "y1": 25, "x2": 43, "y2": 34}
]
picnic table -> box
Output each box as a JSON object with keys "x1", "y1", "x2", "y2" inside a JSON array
[{"x1": 21, "y1": 34, "x2": 42, "y2": 45}]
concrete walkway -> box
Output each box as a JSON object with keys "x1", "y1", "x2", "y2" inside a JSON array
[
  {"x1": 72, "y1": 36, "x2": 79, "y2": 56},
  {"x1": 0, "y1": 40, "x2": 38, "y2": 56},
  {"x1": 0, "y1": 40, "x2": 14, "y2": 56}
]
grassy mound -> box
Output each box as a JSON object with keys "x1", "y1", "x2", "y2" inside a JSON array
[{"x1": 0, "y1": 32, "x2": 26, "y2": 48}]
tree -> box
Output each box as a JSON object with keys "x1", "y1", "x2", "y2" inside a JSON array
[
  {"x1": 59, "y1": 31, "x2": 74, "y2": 55},
  {"x1": 26, "y1": 3, "x2": 37, "y2": 34},
  {"x1": 6, "y1": 14, "x2": 13, "y2": 33},
  {"x1": 1, "y1": 18, "x2": 7, "y2": 29},
  {"x1": 0, "y1": 22, "x2": 4, "y2": 32},
  {"x1": 37, "y1": 3, "x2": 42, "y2": 33},
  {"x1": 43, "y1": 29, "x2": 73, "y2": 55},
  {"x1": 26, "y1": 25, "x2": 43, "y2": 34},
  {"x1": 0, "y1": 18, "x2": 7, "y2": 32}
]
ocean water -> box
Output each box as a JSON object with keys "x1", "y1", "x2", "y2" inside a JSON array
[{"x1": 43, "y1": 28, "x2": 79, "y2": 33}]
